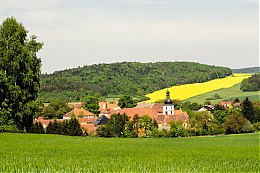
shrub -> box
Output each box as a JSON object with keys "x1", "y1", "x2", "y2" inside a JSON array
[{"x1": 0, "y1": 124, "x2": 19, "y2": 133}]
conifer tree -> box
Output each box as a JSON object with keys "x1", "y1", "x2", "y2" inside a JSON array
[{"x1": 242, "y1": 97, "x2": 257, "y2": 123}]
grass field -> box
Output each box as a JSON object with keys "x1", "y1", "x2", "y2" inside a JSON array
[
  {"x1": 145, "y1": 74, "x2": 252, "y2": 103},
  {"x1": 184, "y1": 83, "x2": 260, "y2": 105},
  {"x1": 0, "y1": 133, "x2": 259, "y2": 172}
]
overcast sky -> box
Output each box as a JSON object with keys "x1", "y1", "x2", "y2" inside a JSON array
[{"x1": 0, "y1": 0, "x2": 259, "y2": 73}]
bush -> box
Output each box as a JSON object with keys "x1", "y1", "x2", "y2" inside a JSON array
[
  {"x1": 0, "y1": 124, "x2": 19, "y2": 133},
  {"x1": 224, "y1": 111, "x2": 255, "y2": 134}
]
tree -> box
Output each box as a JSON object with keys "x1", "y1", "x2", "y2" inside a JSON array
[
  {"x1": 138, "y1": 115, "x2": 156, "y2": 137},
  {"x1": 85, "y1": 94, "x2": 99, "y2": 116},
  {"x1": 0, "y1": 17, "x2": 43, "y2": 131},
  {"x1": 42, "y1": 100, "x2": 71, "y2": 119},
  {"x1": 224, "y1": 110, "x2": 254, "y2": 134},
  {"x1": 118, "y1": 95, "x2": 136, "y2": 108},
  {"x1": 242, "y1": 97, "x2": 257, "y2": 123},
  {"x1": 190, "y1": 111, "x2": 216, "y2": 131},
  {"x1": 97, "y1": 113, "x2": 129, "y2": 137}
]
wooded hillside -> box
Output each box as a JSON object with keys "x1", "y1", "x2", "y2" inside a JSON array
[
  {"x1": 232, "y1": 67, "x2": 260, "y2": 74},
  {"x1": 240, "y1": 73, "x2": 260, "y2": 92},
  {"x1": 40, "y1": 62, "x2": 232, "y2": 102}
]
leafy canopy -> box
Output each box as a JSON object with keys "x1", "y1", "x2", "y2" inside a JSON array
[{"x1": 0, "y1": 17, "x2": 43, "y2": 131}]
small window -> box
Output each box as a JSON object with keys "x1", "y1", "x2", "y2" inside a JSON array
[
  {"x1": 165, "y1": 111, "x2": 168, "y2": 114},
  {"x1": 166, "y1": 107, "x2": 167, "y2": 110},
  {"x1": 171, "y1": 111, "x2": 172, "y2": 114}
]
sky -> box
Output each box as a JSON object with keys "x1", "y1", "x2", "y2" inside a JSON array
[{"x1": 0, "y1": 0, "x2": 259, "y2": 73}]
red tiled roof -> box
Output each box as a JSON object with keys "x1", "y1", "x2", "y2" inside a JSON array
[
  {"x1": 219, "y1": 102, "x2": 232, "y2": 106},
  {"x1": 81, "y1": 124, "x2": 96, "y2": 132},
  {"x1": 78, "y1": 118, "x2": 97, "y2": 124},
  {"x1": 64, "y1": 108, "x2": 95, "y2": 118},
  {"x1": 36, "y1": 118, "x2": 64, "y2": 126},
  {"x1": 99, "y1": 102, "x2": 120, "y2": 111},
  {"x1": 111, "y1": 107, "x2": 158, "y2": 119},
  {"x1": 152, "y1": 103, "x2": 163, "y2": 113},
  {"x1": 155, "y1": 110, "x2": 189, "y2": 124}
]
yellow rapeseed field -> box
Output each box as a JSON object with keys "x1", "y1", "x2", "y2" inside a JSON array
[{"x1": 145, "y1": 74, "x2": 251, "y2": 102}]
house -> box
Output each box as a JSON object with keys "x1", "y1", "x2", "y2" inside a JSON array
[
  {"x1": 156, "y1": 110, "x2": 189, "y2": 130},
  {"x1": 198, "y1": 105, "x2": 215, "y2": 112},
  {"x1": 78, "y1": 118, "x2": 97, "y2": 133},
  {"x1": 63, "y1": 108, "x2": 95, "y2": 119},
  {"x1": 94, "y1": 115, "x2": 109, "y2": 125},
  {"x1": 36, "y1": 116, "x2": 97, "y2": 133},
  {"x1": 233, "y1": 102, "x2": 241, "y2": 107},
  {"x1": 99, "y1": 101, "x2": 120, "y2": 118},
  {"x1": 219, "y1": 101, "x2": 232, "y2": 109},
  {"x1": 36, "y1": 116, "x2": 63, "y2": 129}
]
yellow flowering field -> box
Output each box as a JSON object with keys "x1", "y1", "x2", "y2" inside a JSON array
[{"x1": 145, "y1": 74, "x2": 251, "y2": 102}]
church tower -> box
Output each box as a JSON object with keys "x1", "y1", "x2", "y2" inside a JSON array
[{"x1": 163, "y1": 90, "x2": 174, "y2": 115}]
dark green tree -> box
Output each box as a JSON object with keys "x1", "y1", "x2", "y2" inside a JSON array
[
  {"x1": 242, "y1": 97, "x2": 257, "y2": 123},
  {"x1": 224, "y1": 110, "x2": 254, "y2": 134},
  {"x1": 67, "y1": 117, "x2": 82, "y2": 136},
  {"x1": 0, "y1": 17, "x2": 43, "y2": 131},
  {"x1": 138, "y1": 115, "x2": 155, "y2": 137},
  {"x1": 85, "y1": 95, "x2": 99, "y2": 115},
  {"x1": 42, "y1": 100, "x2": 71, "y2": 119},
  {"x1": 118, "y1": 95, "x2": 137, "y2": 108}
]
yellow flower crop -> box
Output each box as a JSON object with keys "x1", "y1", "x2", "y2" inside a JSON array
[{"x1": 145, "y1": 74, "x2": 251, "y2": 102}]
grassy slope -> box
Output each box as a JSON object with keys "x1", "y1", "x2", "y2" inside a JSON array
[
  {"x1": 0, "y1": 133, "x2": 259, "y2": 172},
  {"x1": 184, "y1": 83, "x2": 260, "y2": 105},
  {"x1": 146, "y1": 74, "x2": 251, "y2": 103}
]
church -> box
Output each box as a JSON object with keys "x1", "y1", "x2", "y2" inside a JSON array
[{"x1": 112, "y1": 90, "x2": 189, "y2": 130}]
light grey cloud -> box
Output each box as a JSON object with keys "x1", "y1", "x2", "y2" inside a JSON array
[{"x1": 0, "y1": 0, "x2": 258, "y2": 73}]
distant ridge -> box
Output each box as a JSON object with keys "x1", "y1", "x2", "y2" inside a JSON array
[
  {"x1": 232, "y1": 67, "x2": 260, "y2": 74},
  {"x1": 39, "y1": 61, "x2": 232, "y2": 102}
]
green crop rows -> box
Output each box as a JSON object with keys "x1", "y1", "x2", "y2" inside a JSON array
[{"x1": 0, "y1": 133, "x2": 259, "y2": 172}]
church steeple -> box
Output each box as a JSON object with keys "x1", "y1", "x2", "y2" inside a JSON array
[
  {"x1": 163, "y1": 89, "x2": 174, "y2": 115},
  {"x1": 164, "y1": 89, "x2": 173, "y2": 104}
]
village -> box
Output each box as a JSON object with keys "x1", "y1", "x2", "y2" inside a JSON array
[{"x1": 36, "y1": 90, "x2": 244, "y2": 136}]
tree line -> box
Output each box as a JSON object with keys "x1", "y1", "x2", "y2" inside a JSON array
[{"x1": 240, "y1": 73, "x2": 260, "y2": 92}]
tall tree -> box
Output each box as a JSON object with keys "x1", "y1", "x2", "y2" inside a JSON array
[
  {"x1": 0, "y1": 17, "x2": 43, "y2": 131},
  {"x1": 118, "y1": 95, "x2": 136, "y2": 108},
  {"x1": 85, "y1": 94, "x2": 99, "y2": 116},
  {"x1": 242, "y1": 97, "x2": 257, "y2": 123}
]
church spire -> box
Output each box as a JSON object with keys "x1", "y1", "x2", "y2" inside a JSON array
[{"x1": 164, "y1": 89, "x2": 172, "y2": 104}]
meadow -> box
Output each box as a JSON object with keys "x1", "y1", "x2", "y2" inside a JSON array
[
  {"x1": 0, "y1": 132, "x2": 259, "y2": 172},
  {"x1": 184, "y1": 83, "x2": 260, "y2": 105},
  {"x1": 145, "y1": 74, "x2": 251, "y2": 103}
]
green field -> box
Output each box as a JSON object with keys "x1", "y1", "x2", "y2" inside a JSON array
[
  {"x1": 184, "y1": 83, "x2": 260, "y2": 105},
  {"x1": 0, "y1": 133, "x2": 259, "y2": 172}
]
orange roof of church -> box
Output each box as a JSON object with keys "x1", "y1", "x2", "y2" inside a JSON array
[
  {"x1": 152, "y1": 103, "x2": 163, "y2": 113},
  {"x1": 156, "y1": 110, "x2": 189, "y2": 124},
  {"x1": 111, "y1": 107, "x2": 158, "y2": 119},
  {"x1": 63, "y1": 108, "x2": 95, "y2": 118}
]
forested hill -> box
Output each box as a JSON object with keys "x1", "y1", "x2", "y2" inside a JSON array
[
  {"x1": 40, "y1": 62, "x2": 232, "y2": 101},
  {"x1": 232, "y1": 67, "x2": 260, "y2": 74}
]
